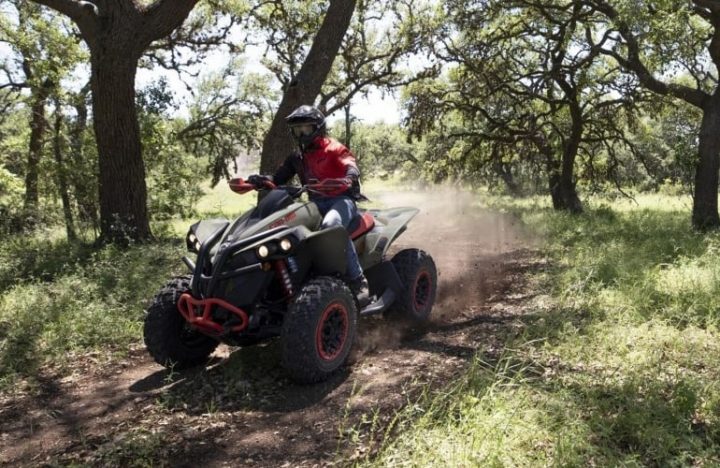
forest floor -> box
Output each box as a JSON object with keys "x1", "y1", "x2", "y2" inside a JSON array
[{"x1": 0, "y1": 189, "x2": 544, "y2": 467}]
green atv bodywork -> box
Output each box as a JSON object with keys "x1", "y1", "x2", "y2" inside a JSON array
[{"x1": 145, "y1": 187, "x2": 436, "y2": 383}]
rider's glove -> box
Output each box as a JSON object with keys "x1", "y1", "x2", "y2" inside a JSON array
[
  {"x1": 248, "y1": 174, "x2": 272, "y2": 189},
  {"x1": 348, "y1": 175, "x2": 361, "y2": 198}
]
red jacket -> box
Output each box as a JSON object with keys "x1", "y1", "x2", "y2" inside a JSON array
[{"x1": 272, "y1": 136, "x2": 362, "y2": 199}]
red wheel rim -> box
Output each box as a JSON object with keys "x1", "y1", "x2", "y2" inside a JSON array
[
  {"x1": 316, "y1": 301, "x2": 349, "y2": 361},
  {"x1": 413, "y1": 271, "x2": 432, "y2": 311}
]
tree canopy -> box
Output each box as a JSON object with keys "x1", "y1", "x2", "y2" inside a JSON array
[{"x1": 1, "y1": 0, "x2": 720, "y2": 238}]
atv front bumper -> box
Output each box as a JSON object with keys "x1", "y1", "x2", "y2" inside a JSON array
[{"x1": 177, "y1": 294, "x2": 250, "y2": 336}]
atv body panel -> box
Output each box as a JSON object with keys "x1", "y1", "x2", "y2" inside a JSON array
[
  {"x1": 174, "y1": 187, "x2": 429, "y2": 346},
  {"x1": 355, "y1": 207, "x2": 420, "y2": 269}
]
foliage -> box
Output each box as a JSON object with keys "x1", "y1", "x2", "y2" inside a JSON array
[
  {"x1": 0, "y1": 163, "x2": 24, "y2": 231},
  {"x1": 246, "y1": 0, "x2": 438, "y2": 115},
  {"x1": 178, "y1": 60, "x2": 274, "y2": 186},
  {"x1": 335, "y1": 122, "x2": 425, "y2": 178},
  {"x1": 138, "y1": 78, "x2": 204, "y2": 220}
]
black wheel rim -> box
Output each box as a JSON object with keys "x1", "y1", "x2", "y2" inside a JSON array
[{"x1": 414, "y1": 271, "x2": 432, "y2": 311}]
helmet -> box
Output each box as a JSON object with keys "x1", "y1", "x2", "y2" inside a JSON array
[{"x1": 286, "y1": 105, "x2": 326, "y2": 149}]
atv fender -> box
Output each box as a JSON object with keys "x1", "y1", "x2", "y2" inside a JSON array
[
  {"x1": 188, "y1": 219, "x2": 229, "y2": 247},
  {"x1": 302, "y1": 226, "x2": 349, "y2": 276},
  {"x1": 359, "y1": 207, "x2": 420, "y2": 267}
]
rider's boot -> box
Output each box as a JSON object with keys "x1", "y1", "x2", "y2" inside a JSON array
[{"x1": 349, "y1": 275, "x2": 371, "y2": 307}]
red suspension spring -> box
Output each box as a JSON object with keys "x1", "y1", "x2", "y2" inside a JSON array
[{"x1": 275, "y1": 260, "x2": 294, "y2": 298}]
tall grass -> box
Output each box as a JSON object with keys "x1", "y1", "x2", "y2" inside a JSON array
[{"x1": 366, "y1": 195, "x2": 720, "y2": 466}]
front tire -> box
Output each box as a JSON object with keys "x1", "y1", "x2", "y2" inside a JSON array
[
  {"x1": 144, "y1": 275, "x2": 219, "y2": 369},
  {"x1": 281, "y1": 277, "x2": 358, "y2": 384},
  {"x1": 389, "y1": 249, "x2": 437, "y2": 322}
]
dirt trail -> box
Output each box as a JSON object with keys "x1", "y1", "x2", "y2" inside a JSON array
[{"x1": 0, "y1": 189, "x2": 543, "y2": 467}]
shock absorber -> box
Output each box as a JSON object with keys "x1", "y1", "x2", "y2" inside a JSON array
[{"x1": 274, "y1": 260, "x2": 294, "y2": 298}]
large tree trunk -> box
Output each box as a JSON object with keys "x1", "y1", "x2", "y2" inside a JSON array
[
  {"x1": 91, "y1": 50, "x2": 151, "y2": 243},
  {"x1": 53, "y1": 105, "x2": 76, "y2": 240},
  {"x1": 23, "y1": 78, "x2": 53, "y2": 222},
  {"x1": 692, "y1": 94, "x2": 720, "y2": 230},
  {"x1": 259, "y1": 0, "x2": 358, "y2": 175}
]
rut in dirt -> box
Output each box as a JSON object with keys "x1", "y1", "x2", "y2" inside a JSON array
[{"x1": 0, "y1": 189, "x2": 541, "y2": 467}]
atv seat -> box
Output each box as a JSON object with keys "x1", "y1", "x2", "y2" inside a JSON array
[{"x1": 349, "y1": 211, "x2": 376, "y2": 240}]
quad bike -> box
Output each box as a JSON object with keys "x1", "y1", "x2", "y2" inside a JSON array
[{"x1": 143, "y1": 178, "x2": 437, "y2": 383}]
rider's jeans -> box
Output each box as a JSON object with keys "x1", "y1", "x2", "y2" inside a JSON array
[{"x1": 313, "y1": 196, "x2": 363, "y2": 281}]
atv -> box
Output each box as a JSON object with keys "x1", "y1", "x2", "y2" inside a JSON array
[{"x1": 144, "y1": 178, "x2": 437, "y2": 383}]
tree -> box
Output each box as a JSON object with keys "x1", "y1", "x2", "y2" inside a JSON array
[
  {"x1": 0, "y1": 0, "x2": 85, "y2": 224},
  {"x1": 589, "y1": 0, "x2": 720, "y2": 229},
  {"x1": 27, "y1": 0, "x2": 228, "y2": 242},
  {"x1": 252, "y1": 0, "x2": 437, "y2": 175},
  {"x1": 257, "y1": 0, "x2": 358, "y2": 176},
  {"x1": 51, "y1": 99, "x2": 76, "y2": 239},
  {"x1": 405, "y1": 0, "x2": 642, "y2": 211},
  {"x1": 178, "y1": 60, "x2": 274, "y2": 185}
]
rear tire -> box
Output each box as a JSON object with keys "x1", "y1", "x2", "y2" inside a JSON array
[
  {"x1": 388, "y1": 249, "x2": 437, "y2": 322},
  {"x1": 281, "y1": 277, "x2": 357, "y2": 384},
  {"x1": 144, "y1": 275, "x2": 219, "y2": 369}
]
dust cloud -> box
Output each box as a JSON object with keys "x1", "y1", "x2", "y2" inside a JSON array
[{"x1": 354, "y1": 186, "x2": 533, "y2": 355}]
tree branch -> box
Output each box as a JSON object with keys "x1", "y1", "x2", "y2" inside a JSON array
[
  {"x1": 29, "y1": 0, "x2": 99, "y2": 38},
  {"x1": 140, "y1": 0, "x2": 200, "y2": 46}
]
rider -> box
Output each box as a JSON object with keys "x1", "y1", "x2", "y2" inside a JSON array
[{"x1": 248, "y1": 105, "x2": 370, "y2": 301}]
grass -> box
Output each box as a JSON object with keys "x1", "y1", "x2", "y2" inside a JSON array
[
  {"x1": 0, "y1": 235, "x2": 187, "y2": 391},
  {"x1": 0, "y1": 180, "x2": 265, "y2": 393},
  {"x1": 363, "y1": 193, "x2": 720, "y2": 467}
]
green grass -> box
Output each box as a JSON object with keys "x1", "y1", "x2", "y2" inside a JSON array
[
  {"x1": 0, "y1": 181, "x2": 263, "y2": 392},
  {"x1": 364, "y1": 194, "x2": 720, "y2": 467},
  {"x1": 0, "y1": 237, "x2": 187, "y2": 391}
]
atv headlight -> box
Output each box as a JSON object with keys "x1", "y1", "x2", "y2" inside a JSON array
[
  {"x1": 280, "y1": 238, "x2": 292, "y2": 252},
  {"x1": 187, "y1": 233, "x2": 201, "y2": 253},
  {"x1": 257, "y1": 245, "x2": 270, "y2": 259}
]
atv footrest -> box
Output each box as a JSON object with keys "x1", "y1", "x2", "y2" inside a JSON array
[
  {"x1": 360, "y1": 289, "x2": 396, "y2": 316},
  {"x1": 177, "y1": 294, "x2": 249, "y2": 335}
]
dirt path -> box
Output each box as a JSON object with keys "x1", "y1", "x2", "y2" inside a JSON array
[{"x1": 0, "y1": 190, "x2": 544, "y2": 467}]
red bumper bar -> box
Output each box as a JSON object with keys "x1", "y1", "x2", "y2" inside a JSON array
[{"x1": 177, "y1": 293, "x2": 249, "y2": 335}]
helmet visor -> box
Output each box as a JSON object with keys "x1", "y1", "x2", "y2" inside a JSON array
[{"x1": 290, "y1": 124, "x2": 315, "y2": 138}]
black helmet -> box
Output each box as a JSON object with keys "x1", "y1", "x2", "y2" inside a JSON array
[{"x1": 286, "y1": 105, "x2": 326, "y2": 150}]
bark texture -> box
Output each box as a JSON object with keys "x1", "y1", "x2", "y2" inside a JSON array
[{"x1": 693, "y1": 94, "x2": 720, "y2": 229}]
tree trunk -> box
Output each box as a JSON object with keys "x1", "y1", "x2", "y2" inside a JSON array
[
  {"x1": 490, "y1": 145, "x2": 520, "y2": 196},
  {"x1": 553, "y1": 103, "x2": 583, "y2": 214},
  {"x1": 53, "y1": 105, "x2": 76, "y2": 240},
  {"x1": 259, "y1": 0, "x2": 358, "y2": 175},
  {"x1": 23, "y1": 79, "x2": 53, "y2": 222},
  {"x1": 692, "y1": 94, "x2": 720, "y2": 230},
  {"x1": 70, "y1": 85, "x2": 99, "y2": 234},
  {"x1": 535, "y1": 133, "x2": 581, "y2": 212},
  {"x1": 344, "y1": 104, "x2": 352, "y2": 149},
  {"x1": 91, "y1": 50, "x2": 152, "y2": 243}
]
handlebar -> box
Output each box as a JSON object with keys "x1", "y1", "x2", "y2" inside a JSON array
[
  {"x1": 228, "y1": 177, "x2": 350, "y2": 198},
  {"x1": 228, "y1": 178, "x2": 277, "y2": 194}
]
